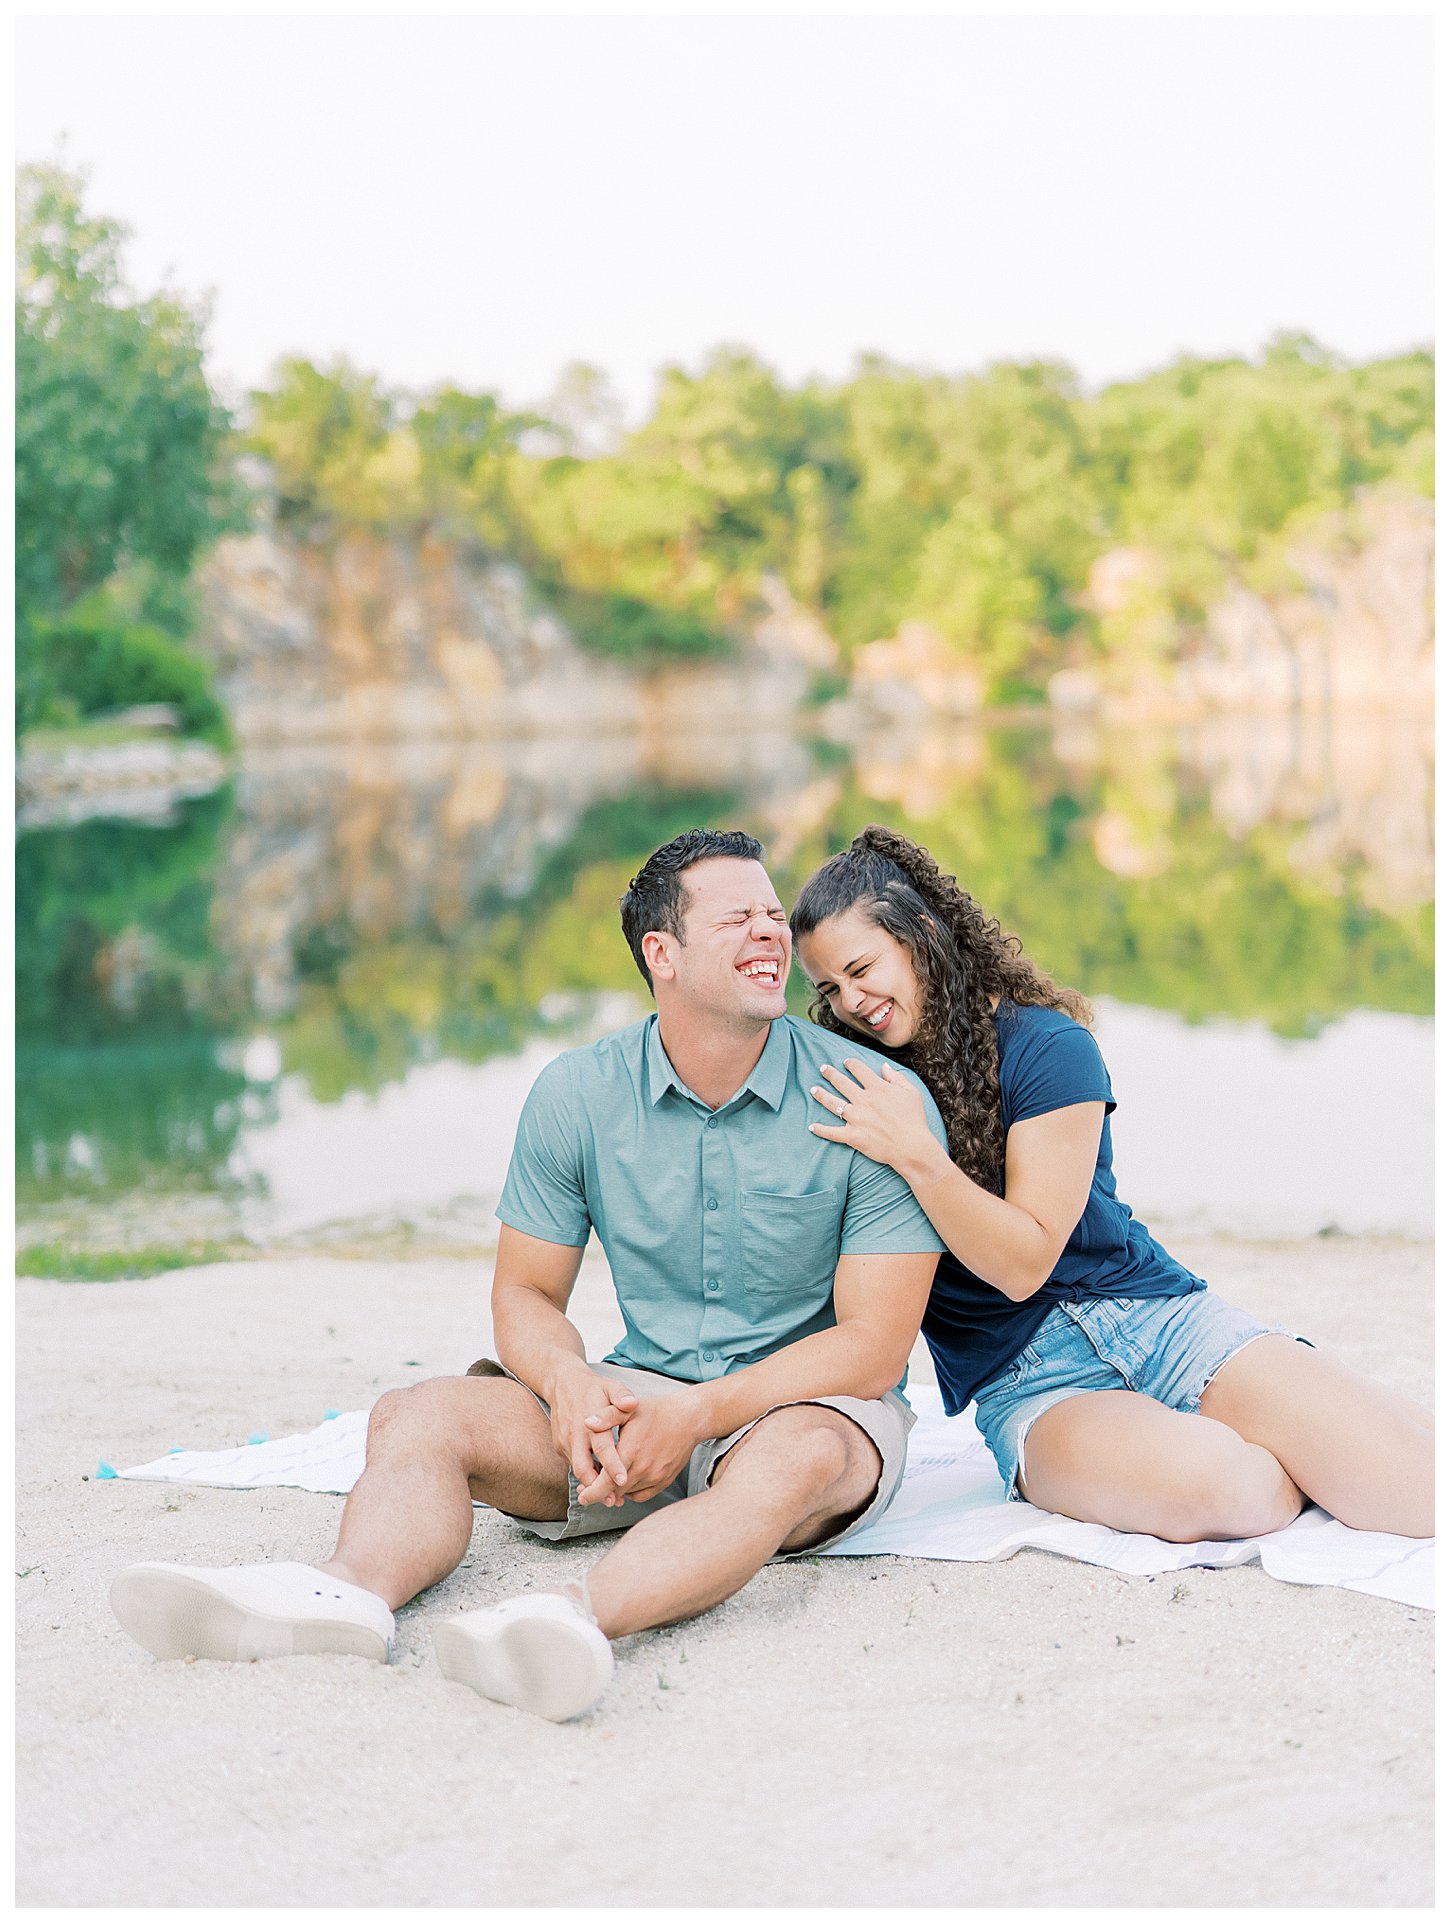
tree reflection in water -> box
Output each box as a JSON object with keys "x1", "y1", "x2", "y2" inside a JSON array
[{"x1": 14, "y1": 716, "x2": 1432, "y2": 1241}]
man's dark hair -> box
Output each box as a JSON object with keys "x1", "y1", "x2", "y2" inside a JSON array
[{"x1": 620, "y1": 828, "x2": 766, "y2": 992}]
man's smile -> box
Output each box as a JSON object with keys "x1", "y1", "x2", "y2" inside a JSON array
[{"x1": 737, "y1": 957, "x2": 783, "y2": 986}]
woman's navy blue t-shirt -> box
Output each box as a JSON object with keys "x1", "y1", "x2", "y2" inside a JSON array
[{"x1": 923, "y1": 1001, "x2": 1203, "y2": 1416}]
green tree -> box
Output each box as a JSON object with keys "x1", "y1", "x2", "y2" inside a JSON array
[
  {"x1": 510, "y1": 348, "x2": 851, "y2": 643},
  {"x1": 413, "y1": 385, "x2": 532, "y2": 545},
  {"x1": 1089, "y1": 336, "x2": 1433, "y2": 625},
  {"x1": 15, "y1": 162, "x2": 234, "y2": 732},
  {"x1": 906, "y1": 501, "x2": 1042, "y2": 686},
  {"x1": 247, "y1": 360, "x2": 538, "y2": 550},
  {"x1": 237, "y1": 333, "x2": 1432, "y2": 688},
  {"x1": 537, "y1": 361, "x2": 625, "y2": 458},
  {"x1": 246, "y1": 357, "x2": 398, "y2": 530}
]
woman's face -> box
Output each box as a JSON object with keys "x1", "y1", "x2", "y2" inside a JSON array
[{"x1": 795, "y1": 905, "x2": 923, "y2": 1049}]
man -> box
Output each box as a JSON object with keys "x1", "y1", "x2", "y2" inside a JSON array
[{"x1": 111, "y1": 829, "x2": 948, "y2": 1721}]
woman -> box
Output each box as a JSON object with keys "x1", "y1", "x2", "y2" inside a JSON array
[{"x1": 790, "y1": 825, "x2": 1432, "y2": 1541}]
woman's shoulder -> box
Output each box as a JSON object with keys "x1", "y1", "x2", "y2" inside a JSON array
[
  {"x1": 995, "y1": 999, "x2": 1089, "y2": 1047},
  {"x1": 994, "y1": 1000, "x2": 1113, "y2": 1112}
]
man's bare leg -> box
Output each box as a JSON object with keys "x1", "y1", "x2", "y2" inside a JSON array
[
  {"x1": 423, "y1": 1401, "x2": 883, "y2": 1721},
  {"x1": 319, "y1": 1375, "x2": 569, "y2": 1610},
  {"x1": 321, "y1": 1386, "x2": 880, "y2": 1638},
  {"x1": 108, "y1": 1374, "x2": 571, "y2": 1667},
  {"x1": 583, "y1": 1404, "x2": 883, "y2": 1638}
]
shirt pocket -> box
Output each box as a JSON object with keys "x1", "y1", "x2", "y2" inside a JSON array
[{"x1": 739, "y1": 1187, "x2": 841, "y2": 1302}]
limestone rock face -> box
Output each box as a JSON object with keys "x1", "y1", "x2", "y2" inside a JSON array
[
  {"x1": 195, "y1": 491, "x2": 1429, "y2": 737},
  {"x1": 1182, "y1": 496, "x2": 1433, "y2": 713},
  {"x1": 1084, "y1": 547, "x2": 1159, "y2": 618},
  {"x1": 850, "y1": 620, "x2": 986, "y2": 720},
  {"x1": 206, "y1": 728, "x2": 823, "y2": 1021},
  {"x1": 197, "y1": 526, "x2": 823, "y2": 743},
  {"x1": 1085, "y1": 494, "x2": 1433, "y2": 717}
]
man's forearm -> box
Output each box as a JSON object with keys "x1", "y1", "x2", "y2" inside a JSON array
[
  {"x1": 686, "y1": 1320, "x2": 904, "y2": 1444},
  {"x1": 492, "y1": 1281, "x2": 594, "y2": 1401}
]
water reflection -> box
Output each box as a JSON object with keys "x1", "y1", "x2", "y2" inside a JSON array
[
  {"x1": 210, "y1": 996, "x2": 1428, "y2": 1244},
  {"x1": 14, "y1": 712, "x2": 1433, "y2": 1247}
]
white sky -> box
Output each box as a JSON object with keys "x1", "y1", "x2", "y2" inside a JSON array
[{"x1": 15, "y1": 13, "x2": 1435, "y2": 421}]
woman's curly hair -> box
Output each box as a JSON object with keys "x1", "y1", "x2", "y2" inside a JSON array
[{"x1": 790, "y1": 825, "x2": 1092, "y2": 1193}]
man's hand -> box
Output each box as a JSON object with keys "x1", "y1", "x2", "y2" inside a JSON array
[
  {"x1": 583, "y1": 1389, "x2": 709, "y2": 1505},
  {"x1": 544, "y1": 1358, "x2": 640, "y2": 1508}
]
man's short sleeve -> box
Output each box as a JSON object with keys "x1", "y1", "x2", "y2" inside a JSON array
[
  {"x1": 1005, "y1": 1016, "x2": 1115, "y2": 1125},
  {"x1": 839, "y1": 1071, "x2": 948, "y2": 1256},
  {"x1": 495, "y1": 1054, "x2": 591, "y2": 1248}
]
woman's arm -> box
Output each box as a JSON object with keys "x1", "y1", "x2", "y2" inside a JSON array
[{"x1": 810, "y1": 1058, "x2": 1102, "y2": 1302}]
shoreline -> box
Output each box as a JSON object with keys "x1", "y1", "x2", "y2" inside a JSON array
[
  {"x1": 17, "y1": 1230, "x2": 1432, "y2": 1905},
  {"x1": 16, "y1": 695, "x2": 1431, "y2": 818},
  {"x1": 15, "y1": 1217, "x2": 1435, "y2": 1283}
]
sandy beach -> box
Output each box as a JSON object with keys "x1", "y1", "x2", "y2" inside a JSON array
[{"x1": 16, "y1": 1232, "x2": 1432, "y2": 1908}]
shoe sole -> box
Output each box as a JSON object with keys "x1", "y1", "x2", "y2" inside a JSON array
[
  {"x1": 110, "y1": 1566, "x2": 390, "y2": 1663},
  {"x1": 431, "y1": 1612, "x2": 612, "y2": 1722}
]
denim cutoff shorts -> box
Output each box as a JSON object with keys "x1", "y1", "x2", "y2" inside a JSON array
[{"x1": 973, "y1": 1289, "x2": 1308, "y2": 1500}]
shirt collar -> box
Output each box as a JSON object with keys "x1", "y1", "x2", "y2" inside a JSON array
[
  {"x1": 645, "y1": 1013, "x2": 791, "y2": 1112},
  {"x1": 645, "y1": 1015, "x2": 683, "y2": 1106},
  {"x1": 740, "y1": 1014, "x2": 790, "y2": 1111}
]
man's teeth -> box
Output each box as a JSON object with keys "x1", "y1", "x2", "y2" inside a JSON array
[{"x1": 741, "y1": 961, "x2": 780, "y2": 979}]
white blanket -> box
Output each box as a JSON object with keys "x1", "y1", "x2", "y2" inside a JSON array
[{"x1": 119, "y1": 1381, "x2": 1433, "y2": 1610}]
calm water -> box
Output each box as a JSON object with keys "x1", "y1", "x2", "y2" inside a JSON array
[{"x1": 15, "y1": 712, "x2": 1433, "y2": 1252}]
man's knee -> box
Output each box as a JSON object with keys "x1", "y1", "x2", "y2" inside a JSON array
[
  {"x1": 365, "y1": 1384, "x2": 413, "y2": 1450},
  {"x1": 364, "y1": 1373, "x2": 514, "y2": 1463},
  {"x1": 721, "y1": 1406, "x2": 878, "y2": 1505}
]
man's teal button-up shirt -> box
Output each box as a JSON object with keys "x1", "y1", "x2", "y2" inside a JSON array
[{"x1": 495, "y1": 1014, "x2": 948, "y2": 1382}]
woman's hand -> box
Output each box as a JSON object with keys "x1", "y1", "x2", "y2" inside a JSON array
[{"x1": 808, "y1": 1057, "x2": 948, "y2": 1179}]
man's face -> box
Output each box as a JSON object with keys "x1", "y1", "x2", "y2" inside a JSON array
[{"x1": 653, "y1": 858, "x2": 791, "y2": 1027}]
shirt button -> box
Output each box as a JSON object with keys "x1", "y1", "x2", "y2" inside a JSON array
[
  {"x1": 702, "y1": 1351, "x2": 716, "y2": 1362},
  {"x1": 706, "y1": 1197, "x2": 718, "y2": 1211},
  {"x1": 706, "y1": 1279, "x2": 719, "y2": 1291},
  {"x1": 706, "y1": 1118, "x2": 719, "y2": 1130}
]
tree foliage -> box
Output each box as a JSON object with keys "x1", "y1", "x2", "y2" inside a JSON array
[
  {"x1": 17, "y1": 157, "x2": 1433, "y2": 712},
  {"x1": 14, "y1": 729, "x2": 1430, "y2": 1215},
  {"x1": 15, "y1": 164, "x2": 235, "y2": 733},
  {"x1": 242, "y1": 336, "x2": 1432, "y2": 694},
  {"x1": 244, "y1": 356, "x2": 539, "y2": 548}
]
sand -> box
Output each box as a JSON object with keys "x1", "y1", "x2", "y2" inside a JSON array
[{"x1": 15, "y1": 1234, "x2": 1433, "y2": 1907}]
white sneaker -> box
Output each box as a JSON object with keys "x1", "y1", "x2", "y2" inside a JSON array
[
  {"x1": 431, "y1": 1591, "x2": 613, "y2": 1722},
  {"x1": 110, "y1": 1561, "x2": 395, "y2": 1663}
]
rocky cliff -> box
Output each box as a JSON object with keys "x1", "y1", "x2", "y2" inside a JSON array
[
  {"x1": 198, "y1": 522, "x2": 830, "y2": 743},
  {"x1": 1067, "y1": 492, "x2": 1433, "y2": 718},
  {"x1": 198, "y1": 489, "x2": 1431, "y2": 740}
]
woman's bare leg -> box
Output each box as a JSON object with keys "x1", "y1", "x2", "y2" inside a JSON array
[
  {"x1": 1200, "y1": 1335, "x2": 1433, "y2": 1537},
  {"x1": 1020, "y1": 1389, "x2": 1305, "y2": 1541}
]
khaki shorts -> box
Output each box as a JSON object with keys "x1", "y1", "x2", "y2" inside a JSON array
[{"x1": 466, "y1": 1357, "x2": 915, "y2": 1560}]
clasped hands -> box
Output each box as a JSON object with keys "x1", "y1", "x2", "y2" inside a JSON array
[{"x1": 549, "y1": 1362, "x2": 708, "y2": 1510}]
